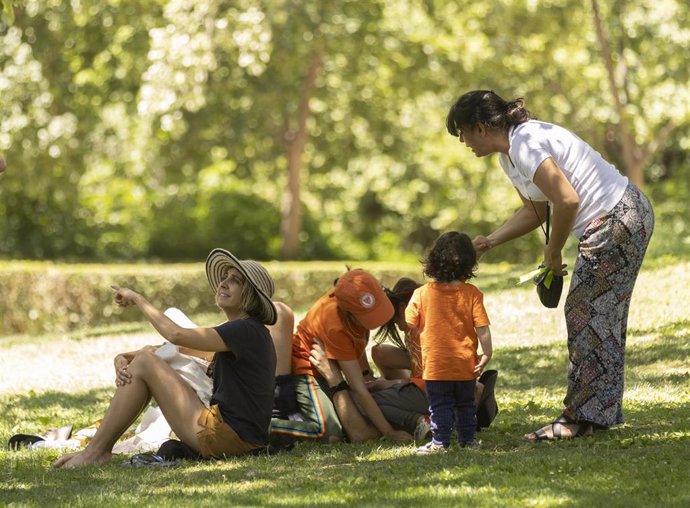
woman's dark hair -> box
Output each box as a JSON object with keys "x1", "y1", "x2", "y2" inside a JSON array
[
  {"x1": 423, "y1": 231, "x2": 477, "y2": 283},
  {"x1": 446, "y1": 90, "x2": 533, "y2": 137},
  {"x1": 374, "y1": 277, "x2": 421, "y2": 349}
]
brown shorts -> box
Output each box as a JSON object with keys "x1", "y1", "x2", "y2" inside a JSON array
[{"x1": 196, "y1": 404, "x2": 261, "y2": 459}]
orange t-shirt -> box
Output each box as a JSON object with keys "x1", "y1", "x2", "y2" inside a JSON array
[
  {"x1": 292, "y1": 292, "x2": 369, "y2": 377},
  {"x1": 405, "y1": 328, "x2": 426, "y2": 391},
  {"x1": 405, "y1": 282, "x2": 490, "y2": 381}
]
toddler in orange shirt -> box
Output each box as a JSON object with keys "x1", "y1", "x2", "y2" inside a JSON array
[{"x1": 406, "y1": 231, "x2": 493, "y2": 453}]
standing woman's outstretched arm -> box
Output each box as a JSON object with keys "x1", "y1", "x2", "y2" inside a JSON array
[{"x1": 473, "y1": 189, "x2": 548, "y2": 257}]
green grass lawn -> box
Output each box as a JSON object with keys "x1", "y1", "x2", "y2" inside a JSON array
[{"x1": 1, "y1": 261, "x2": 689, "y2": 507}]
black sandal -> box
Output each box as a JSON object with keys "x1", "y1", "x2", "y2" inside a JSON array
[{"x1": 528, "y1": 416, "x2": 593, "y2": 442}]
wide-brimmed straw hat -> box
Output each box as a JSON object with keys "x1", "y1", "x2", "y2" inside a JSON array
[{"x1": 205, "y1": 248, "x2": 277, "y2": 325}]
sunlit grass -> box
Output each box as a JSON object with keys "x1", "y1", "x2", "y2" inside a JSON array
[{"x1": 1, "y1": 260, "x2": 689, "y2": 507}]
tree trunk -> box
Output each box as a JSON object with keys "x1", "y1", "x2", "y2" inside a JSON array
[
  {"x1": 590, "y1": 0, "x2": 675, "y2": 189},
  {"x1": 280, "y1": 48, "x2": 322, "y2": 260},
  {"x1": 590, "y1": 0, "x2": 639, "y2": 186}
]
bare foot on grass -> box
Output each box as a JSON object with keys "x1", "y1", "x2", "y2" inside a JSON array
[{"x1": 53, "y1": 450, "x2": 112, "y2": 468}]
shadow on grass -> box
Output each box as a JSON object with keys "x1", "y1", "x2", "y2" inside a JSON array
[
  {"x1": 4, "y1": 410, "x2": 687, "y2": 508},
  {"x1": 631, "y1": 318, "x2": 690, "y2": 338},
  {"x1": 624, "y1": 319, "x2": 690, "y2": 387},
  {"x1": 491, "y1": 317, "x2": 690, "y2": 392},
  {"x1": 1, "y1": 319, "x2": 688, "y2": 507},
  {"x1": 490, "y1": 342, "x2": 567, "y2": 393},
  {"x1": 1, "y1": 395, "x2": 688, "y2": 507}
]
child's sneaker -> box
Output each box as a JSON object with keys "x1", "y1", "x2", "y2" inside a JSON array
[
  {"x1": 413, "y1": 416, "x2": 431, "y2": 443},
  {"x1": 415, "y1": 441, "x2": 448, "y2": 455}
]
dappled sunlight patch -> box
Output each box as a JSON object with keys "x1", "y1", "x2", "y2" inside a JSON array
[
  {"x1": 0, "y1": 333, "x2": 161, "y2": 395},
  {"x1": 614, "y1": 430, "x2": 690, "y2": 447},
  {"x1": 410, "y1": 482, "x2": 499, "y2": 502},
  {"x1": 153, "y1": 477, "x2": 275, "y2": 496},
  {"x1": 1, "y1": 388, "x2": 114, "y2": 443},
  {"x1": 353, "y1": 444, "x2": 407, "y2": 462},
  {"x1": 0, "y1": 260, "x2": 688, "y2": 506},
  {"x1": 486, "y1": 288, "x2": 566, "y2": 348},
  {"x1": 628, "y1": 332, "x2": 661, "y2": 344},
  {"x1": 628, "y1": 262, "x2": 690, "y2": 332},
  {"x1": 628, "y1": 361, "x2": 690, "y2": 385},
  {"x1": 626, "y1": 328, "x2": 690, "y2": 391},
  {"x1": 508, "y1": 488, "x2": 577, "y2": 507},
  {"x1": 625, "y1": 383, "x2": 689, "y2": 404},
  {"x1": 629, "y1": 319, "x2": 690, "y2": 342}
]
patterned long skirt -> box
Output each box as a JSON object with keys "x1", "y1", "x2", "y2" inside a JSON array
[{"x1": 563, "y1": 182, "x2": 655, "y2": 428}]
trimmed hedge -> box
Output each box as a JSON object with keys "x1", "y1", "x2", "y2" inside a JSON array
[{"x1": 0, "y1": 261, "x2": 423, "y2": 335}]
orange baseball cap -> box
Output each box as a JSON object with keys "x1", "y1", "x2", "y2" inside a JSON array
[{"x1": 332, "y1": 269, "x2": 394, "y2": 330}]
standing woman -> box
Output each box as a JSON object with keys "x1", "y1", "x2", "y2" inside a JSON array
[
  {"x1": 54, "y1": 248, "x2": 277, "y2": 467},
  {"x1": 446, "y1": 90, "x2": 654, "y2": 440}
]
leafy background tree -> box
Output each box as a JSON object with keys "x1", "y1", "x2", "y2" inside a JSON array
[{"x1": 0, "y1": 0, "x2": 688, "y2": 262}]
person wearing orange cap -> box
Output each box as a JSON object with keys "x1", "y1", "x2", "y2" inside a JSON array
[{"x1": 270, "y1": 269, "x2": 413, "y2": 448}]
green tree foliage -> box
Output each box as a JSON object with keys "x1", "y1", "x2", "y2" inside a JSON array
[
  {"x1": 0, "y1": 0, "x2": 688, "y2": 262},
  {"x1": 1, "y1": 0, "x2": 16, "y2": 24}
]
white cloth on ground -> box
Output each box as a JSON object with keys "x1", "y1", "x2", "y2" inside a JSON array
[{"x1": 31, "y1": 308, "x2": 213, "y2": 454}]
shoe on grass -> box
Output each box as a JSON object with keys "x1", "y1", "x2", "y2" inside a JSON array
[
  {"x1": 415, "y1": 441, "x2": 448, "y2": 455},
  {"x1": 127, "y1": 453, "x2": 178, "y2": 468},
  {"x1": 413, "y1": 416, "x2": 431, "y2": 443}
]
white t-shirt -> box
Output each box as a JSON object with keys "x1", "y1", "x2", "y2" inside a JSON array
[{"x1": 498, "y1": 120, "x2": 628, "y2": 239}]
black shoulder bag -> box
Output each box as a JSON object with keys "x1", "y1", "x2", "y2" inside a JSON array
[{"x1": 530, "y1": 200, "x2": 564, "y2": 308}]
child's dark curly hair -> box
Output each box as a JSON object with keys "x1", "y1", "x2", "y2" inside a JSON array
[{"x1": 422, "y1": 231, "x2": 477, "y2": 283}]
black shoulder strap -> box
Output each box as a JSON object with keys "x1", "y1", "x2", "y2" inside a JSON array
[{"x1": 529, "y1": 198, "x2": 550, "y2": 244}]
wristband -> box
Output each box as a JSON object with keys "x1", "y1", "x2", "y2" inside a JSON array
[
  {"x1": 361, "y1": 369, "x2": 371, "y2": 377},
  {"x1": 329, "y1": 380, "x2": 349, "y2": 397}
]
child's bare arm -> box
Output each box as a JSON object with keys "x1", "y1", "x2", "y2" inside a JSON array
[{"x1": 475, "y1": 326, "x2": 493, "y2": 375}]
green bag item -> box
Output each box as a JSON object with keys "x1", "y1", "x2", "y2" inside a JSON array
[
  {"x1": 533, "y1": 264, "x2": 564, "y2": 308},
  {"x1": 521, "y1": 200, "x2": 564, "y2": 308},
  {"x1": 517, "y1": 264, "x2": 564, "y2": 308}
]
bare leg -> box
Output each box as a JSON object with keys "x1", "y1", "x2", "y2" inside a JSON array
[
  {"x1": 310, "y1": 340, "x2": 380, "y2": 442},
  {"x1": 370, "y1": 344, "x2": 412, "y2": 380},
  {"x1": 268, "y1": 302, "x2": 295, "y2": 376},
  {"x1": 54, "y1": 350, "x2": 207, "y2": 468},
  {"x1": 331, "y1": 379, "x2": 381, "y2": 442}
]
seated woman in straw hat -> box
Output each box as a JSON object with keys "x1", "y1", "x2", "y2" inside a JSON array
[{"x1": 54, "y1": 248, "x2": 278, "y2": 468}]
